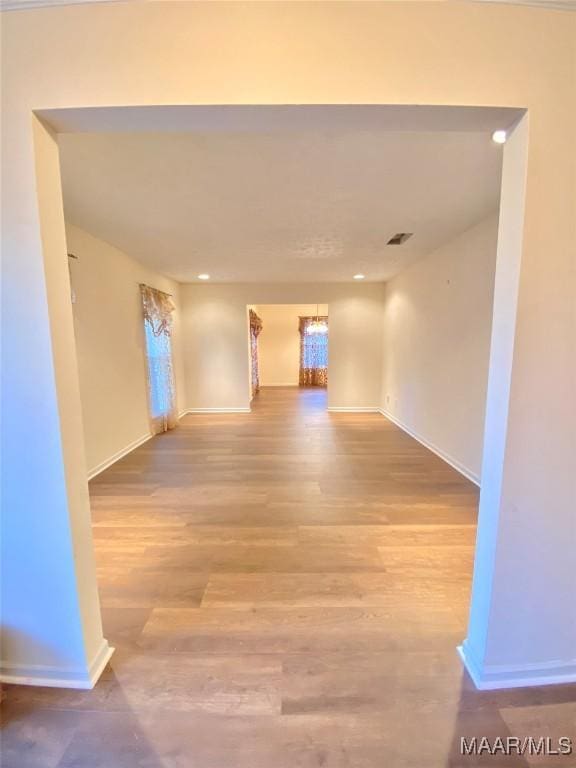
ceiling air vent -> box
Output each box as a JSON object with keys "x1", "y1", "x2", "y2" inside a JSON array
[{"x1": 387, "y1": 233, "x2": 413, "y2": 246}]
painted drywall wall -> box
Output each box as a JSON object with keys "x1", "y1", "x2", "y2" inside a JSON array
[
  {"x1": 180, "y1": 285, "x2": 382, "y2": 411},
  {"x1": 381, "y1": 214, "x2": 499, "y2": 483},
  {"x1": 66, "y1": 224, "x2": 185, "y2": 477},
  {"x1": 258, "y1": 304, "x2": 328, "y2": 386},
  {"x1": 2, "y1": 2, "x2": 574, "y2": 689},
  {"x1": 0, "y1": 119, "x2": 109, "y2": 687}
]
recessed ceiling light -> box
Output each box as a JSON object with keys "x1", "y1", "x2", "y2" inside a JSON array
[
  {"x1": 492, "y1": 130, "x2": 507, "y2": 145},
  {"x1": 197, "y1": 273, "x2": 210, "y2": 280},
  {"x1": 353, "y1": 274, "x2": 365, "y2": 280}
]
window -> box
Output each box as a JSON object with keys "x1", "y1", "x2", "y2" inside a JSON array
[
  {"x1": 299, "y1": 316, "x2": 328, "y2": 387},
  {"x1": 144, "y1": 319, "x2": 174, "y2": 421},
  {"x1": 140, "y1": 284, "x2": 178, "y2": 433}
]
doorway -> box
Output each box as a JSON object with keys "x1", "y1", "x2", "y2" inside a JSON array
[
  {"x1": 5, "y1": 104, "x2": 534, "y2": 698},
  {"x1": 250, "y1": 304, "x2": 329, "y2": 400}
]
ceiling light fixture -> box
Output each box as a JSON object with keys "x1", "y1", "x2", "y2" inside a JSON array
[
  {"x1": 197, "y1": 273, "x2": 210, "y2": 280},
  {"x1": 306, "y1": 304, "x2": 328, "y2": 335},
  {"x1": 353, "y1": 274, "x2": 365, "y2": 280},
  {"x1": 492, "y1": 130, "x2": 507, "y2": 145}
]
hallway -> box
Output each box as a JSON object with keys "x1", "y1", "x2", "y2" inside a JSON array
[{"x1": 2, "y1": 387, "x2": 574, "y2": 767}]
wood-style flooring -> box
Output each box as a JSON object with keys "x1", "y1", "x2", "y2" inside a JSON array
[{"x1": 2, "y1": 387, "x2": 575, "y2": 767}]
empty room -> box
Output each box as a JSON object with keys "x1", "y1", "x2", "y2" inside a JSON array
[{"x1": 1, "y1": 3, "x2": 575, "y2": 768}]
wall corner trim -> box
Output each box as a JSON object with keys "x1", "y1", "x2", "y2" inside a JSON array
[
  {"x1": 378, "y1": 408, "x2": 480, "y2": 486},
  {"x1": 87, "y1": 432, "x2": 153, "y2": 480},
  {"x1": 0, "y1": 639, "x2": 114, "y2": 690},
  {"x1": 458, "y1": 641, "x2": 576, "y2": 690}
]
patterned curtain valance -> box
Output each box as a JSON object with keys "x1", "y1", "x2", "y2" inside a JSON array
[
  {"x1": 140, "y1": 284, "x2": 175, "y2": 336},
  {"x1": 249, "y1": 308, "x2": 263, "y2": 336}
]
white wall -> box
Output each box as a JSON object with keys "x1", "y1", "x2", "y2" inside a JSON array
[
  {"x1": 67, "y1": 223, "x2": 185, "y2": 477},
  {"x1": 258, "y1": 304, "x2": 328, "y2": 386},
  {"x1": 2, "y1": 1, "x2": 574, "y2": 690},
  {"x1": 381, "y1": 214, "x2": 498, "y2": 483},
  {"x1": 180, "y1": 284, "x2": 382, "y2": 411},
  {"x1": 464, "y1": 119, "x2": 533, "y2": 688}
]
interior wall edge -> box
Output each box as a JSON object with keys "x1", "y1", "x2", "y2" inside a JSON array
[
  {"x1": 67, "y1": 222, "x2": 185, "y2": 474},
  {"x1": 379, "y1": 408, "x2": 481, "y2": 486},
  {"x1": 458, "y1": 642, "x2": 576, "y2": 691},
  {"x1": 0, "y1": 638, "x2": 114, "y2": 691},
  {"x1": 86, "y1": 432, "x2": 153, "y2": 480},
  {"x1": 380, "y1": 213, "x2": 498, "y2": 484}
]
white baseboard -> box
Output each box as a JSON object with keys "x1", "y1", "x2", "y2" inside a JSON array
[
  {"x1": 0, "y1": 638, "x2": 114, "y2": 690},
  {"x1": 181, "y1": 407, "x2": 251, "y2": 414},
  {"x1": 458, "y1": 641, "x2": 576, "y2": 690},
  {"x1": 328, "y1": 406, "x2": 380, "y2": 413},
  {"x1": 260, "y1": 383, "x2": 299, "y2": 387},
  {"x1": 87, "y1": 433, "x2": 152, "y2": 480},
  {"x1": 378, "y1": 408, "x2": 480, "y2": 486}
]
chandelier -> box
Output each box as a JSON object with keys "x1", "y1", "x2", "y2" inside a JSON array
[{"x1": 306, "y1": 305, "x2": 328, "y2": 335}]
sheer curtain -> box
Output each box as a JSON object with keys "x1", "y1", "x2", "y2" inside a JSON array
[
  {"x1": 299, "y1": 316, "x2": 328, "y2": 387},
  {"x1": 249, "y1": 309, "x2": 263, "y2": 396},
  {"x1": 140, "y1": 284, "x2": 178, "y2": 434}
]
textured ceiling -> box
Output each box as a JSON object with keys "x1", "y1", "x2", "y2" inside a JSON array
[{"x1": 59, "y1": 122, "x2": 503, "y2": 283}]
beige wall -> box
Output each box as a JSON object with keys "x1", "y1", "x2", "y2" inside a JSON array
[
  {"x1": 67, "y1": 223, "x2": 185, "y2": 476},
  {"x1": 66, "y1": 210, "x2": 497, "y2": 475},
  {"x1": 381, "y1": 215, "x2": 498, "y2": 483},
  {"x1": 258, "y1": 304, "x2": 328, "y2": 386},
  {"x1": 2, "y1": 1, "x2": 574, "y2": 689},
  {"x1": 180, "y1": 284, "x2": 382, "y2": 411}
]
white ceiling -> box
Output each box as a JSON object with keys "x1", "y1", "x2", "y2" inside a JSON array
[{"x1": 59, "y1": 111, "x2": 504, "y2": 284}]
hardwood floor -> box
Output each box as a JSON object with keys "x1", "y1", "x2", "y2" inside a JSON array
[{"x1": 2, "y1": 387, "x2": 575, "y2": 767}]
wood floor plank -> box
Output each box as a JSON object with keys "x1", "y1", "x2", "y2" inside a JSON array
[
  {"x1": 201, "y1": 571, "x2": 471, "y2": 610},
  {"x1": 3, "y1": 386, "x2": 574, "y2": 768},
  {"x1": 139, "y1": 606, "x2": 465, "y2": 654},
  {"x1": 299, "y1": 523, "x2": 477, "y2": 547},
  {"x1": 138, "y1": 544, "x2": 385, "y2": 573}
]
